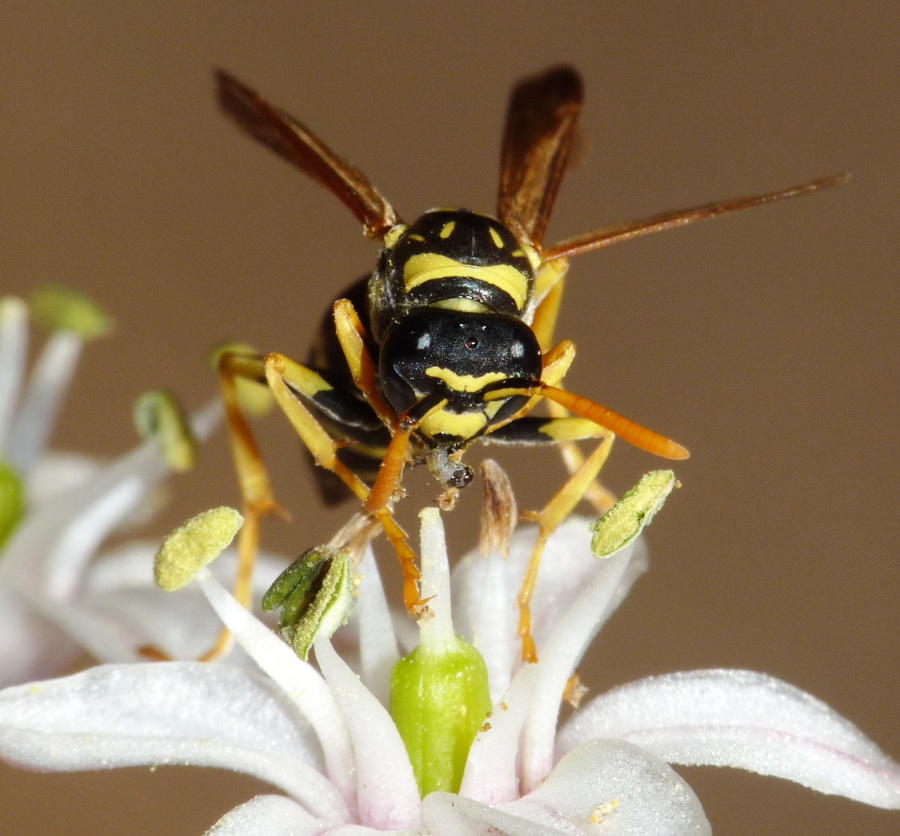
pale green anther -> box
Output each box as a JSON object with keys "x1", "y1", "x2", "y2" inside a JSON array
[
  {"x1": 0, "y1": 461, "x2": 25, "y2": 550},
  {"x1": 29, "y1": 284, "x2": 114, "y2": 340},
  {"x1": 208, "y1": 341, "x2": 275, "y2": 418},
  {"x1": 133, "y1": 390, "x2": 198, "y2": 472},
  {"x1": 390, "y1": 634, "x2": 492, "y2": 797},
  {"x1": 591, "y1": 469, "x2": 676, "y2": 557},
  {"x1": 262, "y1": 546, "x2": 354, "y2": 661},
  {"x1": 154, "y1": 507, "x2": 243, "y2": 591}
]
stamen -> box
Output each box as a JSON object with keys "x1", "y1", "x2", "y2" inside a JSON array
[{"x1": 154, "y1": 507, "x2": 243, "y2": 591}]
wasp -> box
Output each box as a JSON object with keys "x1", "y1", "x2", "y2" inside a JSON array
[{"x1": 214, "y1": 66, "x2": 843, "y2": 660}]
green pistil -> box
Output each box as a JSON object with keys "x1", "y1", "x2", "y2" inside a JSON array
[
  {"x1": 391, "y1": 632, "x2": 492, "y2": 797},
  {"x1": 390, "y1": 507, "x2": 492, "y2": 797},
  {"x1": 0, "y1": 461, "x2": 25, "y2": 550}
]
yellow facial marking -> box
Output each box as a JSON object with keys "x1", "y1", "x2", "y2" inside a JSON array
[
  {"x1": 403, "y1": 253, "x2": 529, "y2": 309},
  {"x1": 425, "y1": 367, "x2": 506, "y2": 392},
  {"x1": 420, "y1": 410, "x2": 487, "y2": 439},
  {"x1": 439, "y1": 221, "x2": 456, "y2": 239},
  {"x1": 488, "y1": 227, "x2": 504, "y2": 249}
]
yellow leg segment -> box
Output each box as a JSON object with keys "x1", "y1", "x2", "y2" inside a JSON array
[
  {"x1": 516, "y1": 429, "x2": 615, "y2": 663},
  {"x1": 263, "y1": 352, "x2": 423, "y2": 615}
]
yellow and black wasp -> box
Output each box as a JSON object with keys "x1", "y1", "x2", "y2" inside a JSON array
[{"x1": 213, "y1": 66, "x2": 843, "y2": 660}]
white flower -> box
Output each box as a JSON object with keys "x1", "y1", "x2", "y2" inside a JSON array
[
  {"x1": 0, "y1": 290, "x2": 230, "y2": 684},
  {"x1": 0, "y1": 509, "x2": 896, "y2": 835}
]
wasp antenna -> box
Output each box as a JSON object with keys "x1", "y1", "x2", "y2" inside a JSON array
[
  {"x1": 540, "y1": 385, "x2": 689, "y2": 460},
  {"x1": 544, "y1": 173, "x2": 850, "y2": 261}
]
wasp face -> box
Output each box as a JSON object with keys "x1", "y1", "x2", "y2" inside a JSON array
[
  {"x1": 368, "y1": 209, "x2": 538, "y2": 341},
  {"x1": 379, "y1": 308, "x2": 542, "y2": 445}
]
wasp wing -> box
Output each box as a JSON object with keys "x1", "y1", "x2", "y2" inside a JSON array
[
  {"x1": 497, "y1": 66, "x2": 584, "y2": 249},
  {"x1": 544, "y1": 174, "x2": 849, "y2": 261},
  {"x1": 215, "y1": 70, "x2": 398, "y2": 241}
]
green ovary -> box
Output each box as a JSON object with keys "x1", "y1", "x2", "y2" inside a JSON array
[{"x1": 390, "y1": 634, "x2": 492, "y2": 797}]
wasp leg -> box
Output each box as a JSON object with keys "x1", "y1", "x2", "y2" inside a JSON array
[
  {"x1": 262, "y1": 351, "x2": 425, "y2": 615},
  {"x1": 515, "y1": 430, "x2": 615, "y2": 663},
  {"x1": 532, "y1": 269, "x2": 620, "y2": 514},
  {"x1": 332, "y1": 298, "x2": 396, "y2": 430}
]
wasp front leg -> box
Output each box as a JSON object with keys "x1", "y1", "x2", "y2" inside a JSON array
[{"x1": 261, "y1": 349, "x2": 425, "y2": 616}]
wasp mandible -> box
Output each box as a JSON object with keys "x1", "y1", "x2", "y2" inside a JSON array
[{"x1": 213, "y1": 67, "x2": 844, "y2": 660}]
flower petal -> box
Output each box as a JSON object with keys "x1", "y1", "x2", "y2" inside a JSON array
[
  {"x1": 7, "y1": 330, "x2": 82, "y2": 475},
  {"x1": 197, "y1": 570, "x2": 357, "y2": 811},
  {"x1": 558, "y1": 669, "x2": 900, "y2": 808},
  {"x1": 205, "y1": 794, "x2": 320, "y2": 836},
  {"x1": 520, "y1": 546, "x2": 635, "y2": 793},
  {"x1": 354, "y1": 545, "x2": 400, "y2": 706},
  {"x1": 459, "y1": 663, "x2": 539, "y2": 805},
  {"x1": 0, "y1": 663, "x2": 349, "y2": 821},
  {"x1": 505, "y1": 739, "x2": 709, "y2": 835},
  {"x1": 314, "y1": 635, "x2": 421, "y2": 830}
]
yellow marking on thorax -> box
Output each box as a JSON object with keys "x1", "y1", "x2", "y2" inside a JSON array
[
  {"x1": 488, "y1": 227, "x2": 504, "y2": 248},
  {"x1": 439, "y1": 221, "x2": 456, "y2": 239},
  {"x1": 425, "y1": 367, "x2": 506, "y2": 392},
  {"x1": 382, "y1": 224, "x2": 409, "y2": 249},
  {"x1": 402, "y1": 253, "x2": 529, "y2": 310}
]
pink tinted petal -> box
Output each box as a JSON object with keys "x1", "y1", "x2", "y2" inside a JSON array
[
  {"x1": 506, "y1": 739, "x2": 709, "y2": 836},
  {"x1": 0, "y1": 663, "x2": 348, "y2": 821},
  {"x1": 558, "y1": 669, "x2": 900, "y2": 809},
  {"x1": 197, "y1": 572, "x2": 357, "y2": 811},
  {"x1": 520, "y1": 548, "x2": 633, "y2": 793},
  {"x1": 460, "y1": 664, "x2": 539, "y2": 805},
  {"x1": 355, "y1": 546, "x2": 400, "y2": 706},
  {"x1": 314, "y1": 636, "x2": 420, "y2": 830}
]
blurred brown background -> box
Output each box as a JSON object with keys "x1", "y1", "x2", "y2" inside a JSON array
[{"x1": 1, "y1": 3, "x2": 897, "y2": 834}]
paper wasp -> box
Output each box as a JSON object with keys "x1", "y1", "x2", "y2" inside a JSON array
[{"x1": 214, "y1": 66, "x2": 844, "y2": 660}]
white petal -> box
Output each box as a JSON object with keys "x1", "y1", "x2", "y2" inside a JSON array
[
  {"x1": 314, "y1": 636, "x2": 421, "y2": 830},
  {"x1": 0, "y1": 663, "x2": 349, "y2": 821},
  {"x1": 27, "y1": 451, "x2": 100, "y2": 505},
  {"x1": 355, "y1": 546, "x2": 400, "y2": 707},
  {"x1": 504, "y1": 739, "x2": 709, "y2": 836},
  {"x1": 197, "y1": 571, "x2": 357, "y2": 810},
  {"x1": 1, "y1": 442, "x2": 165, "y2": 591},
  {"x1": 520, "y1": 547, "x2": 634, "y2": 793},
  {"x1": 460, "y1": 664, "x2": 539, "y2": 805},
  {"x1": 205, "y1": 795, "x2": 320, "y2": 836},
  {"x1": 0, "y1": 296, "x2": 28, "y2": 453},
  {"x1": 7, "y1": 330, "x2": 82, "y2": 475},
  {"x1": 422, "y1": 793, "x2": 551, "y2": 836},
  {"x1": 558, "y1": 669, "x2": 900, "y2": 809},
  {"x1": 451, "y1": 544, "x2": 515, "y2": 703}
]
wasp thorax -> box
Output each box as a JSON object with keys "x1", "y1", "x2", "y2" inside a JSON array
[{"x1": 369, "y1": 209, "x2": 537, "y2": 342}]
